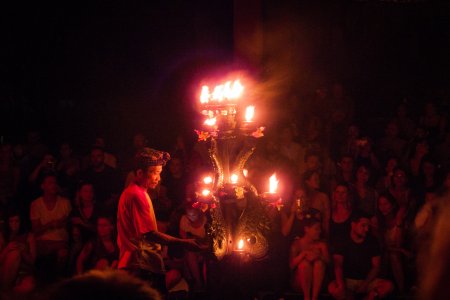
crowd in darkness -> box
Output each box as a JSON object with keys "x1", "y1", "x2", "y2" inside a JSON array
[{"x1": 0, "y1": 81, "x2": 449, "y2": 299}]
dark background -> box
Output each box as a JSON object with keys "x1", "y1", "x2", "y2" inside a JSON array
[{"x1": 1, "y1": 0, "x2": 449, "y2": 154}]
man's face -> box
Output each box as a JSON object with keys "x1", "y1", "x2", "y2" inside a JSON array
[
  {"x1": 351, "y1": 217, "x2": 370, "y2": 240},
  {"x1": 91, "y1": 149, "x2": 105, "y2": 168},
  {"x1": 41, "y1": 176, "x2": 58, "y2": 195},
  {"x1": 340, "y1": 157, "x2": 353, "y2": 172},
  {"x1": 141, "y1": 165, "x2": 163, "y2": 189}
]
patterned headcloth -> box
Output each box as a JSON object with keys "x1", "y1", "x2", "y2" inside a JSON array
[{"x1": 137, "y1": 147, "x2": 171, "y2": 167}]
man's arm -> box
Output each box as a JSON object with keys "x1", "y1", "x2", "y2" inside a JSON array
[
  {"x1": 144, "y1": 230, "x2": 202, "y2": 251},
  {"x1": 358, "y1": 255, "x2": 381, "y2": 293}
]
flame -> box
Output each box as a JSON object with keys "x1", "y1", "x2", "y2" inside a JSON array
[
  {"x1": 199, "y1": 79, "x2": 244, "y2": 103},
  {"x1": 200, "y1": 86, "x2": 210, "y2": 104},
  {"x1": 203, "y1": 176, "x2": 213, "y2": 185},
  {"x1": 269, "y1": 173, "x2": 279, "y2": 193},
  {"x1": 201, "y1": 189, "x2": 211, "y2": 197},
  {"x1": 243, "y1": 169, "x2": 248, "y2": 178},
  {"x1": 230, "y1": 173, "x2": 238, "y2": 184},
  {"x1": 245, "y1": 106, "x2": 255, "y2": 122},
  {"x1": 204, "y1": 117, "x2": 216, "y2": 126},
  {"x1": 237, "y1": 239, "x2": 244, "y2": 250}
]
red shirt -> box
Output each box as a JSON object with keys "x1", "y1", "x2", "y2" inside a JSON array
[{"x1": 117, "y1": 182, "x2": 158, "y2": 269}]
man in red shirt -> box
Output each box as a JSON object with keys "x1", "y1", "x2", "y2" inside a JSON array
[{"x1": 117, "y1": 148, "x2": 201, "y2": 293}]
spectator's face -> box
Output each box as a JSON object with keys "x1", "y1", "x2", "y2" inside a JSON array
[
  {"x1": 356, "y1": 166, "x2": 370, "y2": 183},
  {"x1": 72, "y1": 226, "x2": 81, "y2": 242},
  {"x1": 305, "y1": 155, "x2": 320, "y2": 171},
  {"x1": 348, "y1": 125, "x2": 359, "y2": 138},
  {"x1": 169, "y1": 158, "x2": 183, "y2": 176},
  {"x1": 8, "y1": 216, "x2": 20, "y2": 233},
  {"x1": 79, "y1": 184, "x2": 94, "y2": 203},
  {"x1": 393, "y1": 170, "x2": 407, "y2": 187},
  {"x1": 386, "y1": 158, "x2": 398, "y2": 174},
  {"x1": 416, "y1": 142, "x2": 429, "y2": 156},
  {"x1": 340, "y1": 157, "x2": 353, "y2": 172},
  {"x1": 386, "y1": 123, "x2": 399, "y2": 137},
  {"x1": 133, "y1": 134, "x2": 146, "y2": 148},
  {"x1": 186, "y1": 207, "x2": 201, "y2": 223},
  {"x1": 378, "y1": 197, "x2": 393, "y2": 216},
  {"x1": 352, "y1": 218, "x2": 370, "y2": 239},
  {"x1": 41, "y1": 176, "x2": 58, "y2": 195},
  {"x1": 97, "y1": 218, "x2": 113, "y2": 238},
  {"x1": 333, "y1": 185, "x2": 348, "y2": 204},
  {"x1": 304, "y1": 222, "x2": 321, "y2": 240},
  {"x1": 306, "y1": 173, "x2": 320, "y2": 190},
  {"x1": 141, "y1": 166, "x2": 162, "y2": 189},
  {"x1": 90, "y1": 149, "x2": 105, "y2": 168}
]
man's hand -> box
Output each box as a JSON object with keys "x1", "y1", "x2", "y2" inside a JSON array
[
  {"x1": 355, "y1": 282, "x2": 368, "y2": 294},
  {"x1": 305, "y1": 249, "x2": 319, "y2": 262},
  {"x1": 182, "y1": 239, "x2": 209, "y2": 252}
]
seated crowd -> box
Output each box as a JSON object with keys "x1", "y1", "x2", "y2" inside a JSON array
[{"x1": 0, "y1": 84, "x2": 449, "y2": 299}]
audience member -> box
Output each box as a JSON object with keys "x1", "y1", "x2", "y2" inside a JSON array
[
  {"x1": 329, "y1": 183, "x2": 353, "y2": 250},
  {"x1": 56, "y1": 142, "x2": 80, "y2": 198},
  {"x1": 49, "y1": 269, "x2": 161, "y2": 300},
  {"x1": 179, "y1": 204, "x2": 207, "y2": 290},
  {"x1": 76, "y1": 215, "x2": 118, "y2": 274},
  {"x1": 328, "y1": 212, "x2": 394, "y2": 299},
  {"x1": 80, "y1": 147, "x2": 121, "y2": 210},
  {"x1": 71, "y1": 182, "x2": 98, "y2": 239},
  {"x1": 0, "y1": 209, "x2": 36, "y2": 294},
  {"x1": 351, "y1": 163, "x2": 378, "y2": 215},
  {"x1": 372, "y1": 193, "x2": 408, "y2": 292},
  {"x1": 30, "y1": 174, "x2": 71, "y2": 274},
  {"x1": 289, "y1": 215, "x2": 329, "y2": 300}
]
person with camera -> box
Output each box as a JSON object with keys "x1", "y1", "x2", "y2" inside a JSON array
[{"x1": 30, "y1": 174, "x2": 71, "y2": 276}]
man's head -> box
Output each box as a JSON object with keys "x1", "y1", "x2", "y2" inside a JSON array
[
  {"x1": 134, "y1": 148, "x2": 170, "y2": 189},
  {"x1": 350, "y1": 211, "x2": 371, "y2": 241},
  {"x1": 41, "y1": 174, "x2": 59, "y2": 196},
  {"x1": 49, "y1": 270, "x2": 161, "y2": 300},
  {"x1": 90, "y1": 147, "x2": 105, "y2": 169}
]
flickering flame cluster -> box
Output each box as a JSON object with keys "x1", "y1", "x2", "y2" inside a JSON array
[
  {"x1": 196, "y1": 78, "x2": 281, "y2": 256},
  {"x1": 199, "y1": 79, "x2": 255, "y2": 129},
  {"x1": 200, "y1": 80, "x2": 244, "y2": 104}
]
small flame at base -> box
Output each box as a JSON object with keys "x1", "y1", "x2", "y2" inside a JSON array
[
  {"x1": 269, "y1": 173, "x2": 279, "y2": 193},
  {"x1": 237, "y1": 239, "x2": 244, "y2": 250}
]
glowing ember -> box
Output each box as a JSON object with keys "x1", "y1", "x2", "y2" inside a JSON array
[
  {"x1": 199, "y1": 80, "x2": 244, "y2": 103},
  {"x1": 269, "y1": 173, "x2": 279, "y2": 193},
  {"x1": 243, "y1": 169, "x2": 248, "y2": 178},
  {"x1": 203, "y1": 176, "x2": 213, "y2": 185},
  {"x1": 201, "y1": 189, "x2": 211, "y2": 197},
  {"x1": 204, "y1": 117, "x2": 216, "y2": 126},
  {"x1": 237, "y1": 239, "x2": 244, "y2": 250},
  {"x1": 245, "y1": 106, "x2": 255, "y2": 122}
]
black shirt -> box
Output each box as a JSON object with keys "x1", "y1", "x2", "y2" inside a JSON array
[{"x1": 334, "y1": 234, "x2": 381, "y2": 280}]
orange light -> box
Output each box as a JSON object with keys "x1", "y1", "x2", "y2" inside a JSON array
[
  {"x1": 269, "y1": 173, "x2": 279, "y2": 193},
  {"x1": 203, "y1": 176, "x2": 213, "y2": 185},
  {"x1": 204, "y1": 117, "x2": 216, "y2": 126},
  {"x1": 230, "y1": 173, "x2": 238, "y2": 184},
  {"x1": 243, "y1": 169, "x2": 248, "y2": 178},
  {"x1": 237, "y1": 239, "x2": 244, "y2": 250},
  {"x1": 245, "y1": 106, "x2": 255, "y2": 122},
  {"x1": 199, "y1": 79, "x2": 244, "y2": 103},
  {"x1": 200, "y1": 86, "x2": 210, "y2": 104},
  {"x1": 201, "y1": 189, "x2": 211, "y2": 197}
]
